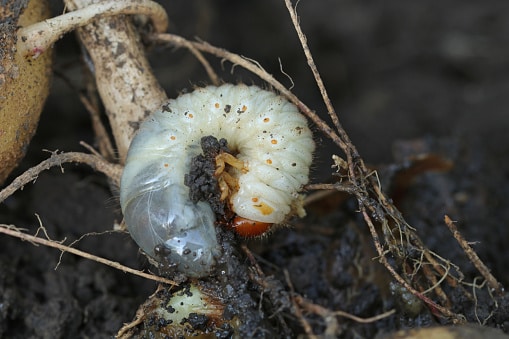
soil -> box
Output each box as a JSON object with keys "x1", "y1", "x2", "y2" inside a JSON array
[{"x1": 1, "y1": 0, "x2": 509, "y2": 338}]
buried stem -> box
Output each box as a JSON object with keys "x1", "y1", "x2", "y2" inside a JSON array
[
  {"x1": 63, "y1": 0, "x2": 169, "y2": 162},
  {"x1": 18, "y1": 0, "x2": 168, "y2": 58}
]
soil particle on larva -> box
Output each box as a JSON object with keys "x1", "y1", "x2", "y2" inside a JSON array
[{"x1": 185, "y1": 135, "x2": 230, "y2": 216}]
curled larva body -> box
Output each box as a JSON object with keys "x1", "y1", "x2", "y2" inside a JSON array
[{"x1": 120, "y1": 84, "x2": 314, "y2": 277}]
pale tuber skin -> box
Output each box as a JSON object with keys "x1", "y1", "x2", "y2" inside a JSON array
[{"x1": 0, "y1": 0, "x2": 53, "y2": 184}]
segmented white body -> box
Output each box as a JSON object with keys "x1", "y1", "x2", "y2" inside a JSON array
[{"x1": 120, "y1": 84, "x2": 314, "y2": 277}]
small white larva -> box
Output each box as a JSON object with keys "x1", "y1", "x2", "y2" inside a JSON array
[{"x1": 120, "y1": 84, "x2": 314, "y2": 277}]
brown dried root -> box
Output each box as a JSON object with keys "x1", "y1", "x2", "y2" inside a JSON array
[
  {"x1": 444, "y1": 215, "x2": 503, "y2": 295},
  {"x1": 283, "y1": 0, "x2": 502, "y2": 323},
  {"x1": 0, "y1": 150, "x2": 121, "y2": 203},
  {"x1": 291, "y1": 288, "x2": 396, "y2": 338},
  {"x1": 54, "y1": 69, "x2": 116, "y2": 161},
  {"x1": 0, "y1": 224, "x2": 176, "y2": 286}
]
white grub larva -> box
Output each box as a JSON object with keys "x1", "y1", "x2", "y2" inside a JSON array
[{"x1": 120, "y1": 84, "x2": 314, "y2": 277}]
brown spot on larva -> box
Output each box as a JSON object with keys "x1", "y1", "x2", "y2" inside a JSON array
[
  {"x1": 263, "y1": 117, "x2": 270, "y2": 123},
  {"x1": 214, "y1": 102, "x2": 220, "y2": 108},
  {"x1": 271, "y1": 139, "x2": 278, "y2": 145},
  {"x1": 162, "y1": 103, "x2": 172, "y2": 112},
  {"x1": 254, "y1": 202, "x2": 274, "y2": 216},
  {"x1": 189, "y1": 113, "x2": 194, "y2": 118},
  {"x1": 252, "y1": 197, "x2": 259, "y2": 203},
  {"x1": 128, "y1": 121, "x2": 141, "y2": 130},
  {"x1": 237, "y1": 105, "x2": 247, "y2": 113},
  {"x1": 170, "y1": 135, "x2": 176, "y2": 140},
  {"x1": 164, "y1": 163, "x2": 169, "y2": 167},
  {"x1": 266, "y1": 159, "x2": 273, "y2": 165}
]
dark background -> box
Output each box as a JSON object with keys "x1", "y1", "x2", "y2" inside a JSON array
[{"x1": 1, "y1": 0, "x2": 509, "y2": 337}]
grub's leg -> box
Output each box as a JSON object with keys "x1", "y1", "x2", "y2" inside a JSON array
[
  {"x1": 215, "y1": 152, "x2": 247, "y2": 176},
  {"x1": 217, "y1": 177, "x2": 229, "y2": 201},
  {"x1": 217, "y1": 172, "x2": 239, "y2": 201},
  {"x1": 215, "y1": 152, "x2": 245, "y2": 201}
]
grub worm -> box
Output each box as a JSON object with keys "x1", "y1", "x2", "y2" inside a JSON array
[{"x1": 120, "y1": 84, "x2": 314, "y2": 277}]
